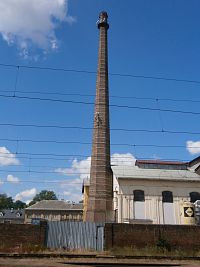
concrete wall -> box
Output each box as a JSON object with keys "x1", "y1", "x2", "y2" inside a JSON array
[
  {"x1": 0, "y1": 221, "x2": 47, "y2": 250},
  {"x1": 104, "y1": 223, "x2": 200, "y2": 250}
]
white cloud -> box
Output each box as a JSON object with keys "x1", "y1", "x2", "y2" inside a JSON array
[
  {"x1": 111, "y1": 153, "x2": 136, "y2": 166},
  {"x1": 15, "y1": 188, "x2": 37, "y2": 201},
  {"x1": 56, "y1": 153, "x2": 136, "y2": 179},
  {"x1": 59, "y1": 178, "x2": 83, "y2": 197},
  {"x1": 7, "y1": 174, "x2": 20, "y2": 183},
  {"x1": 0, "y1": 0, "x2": 75, "y2": 57},
  {"x1": 0, "y1": 147, "x2": 19, "y2": 166},
  {"x1": 55, "y1": 153, "x2": 136, "y2": 202},
  {"x1": 186, "y1": 141, "x2": 200, "y2": 155},
  {"x1": 63, "y1": 191, "x2": 71, "y2": 196},
  {"x1": 25, "y1": 199, "x2": 32, "y2": 205},
  {"x1": 55, "y1": 157, "x2": 91, "y2": 180},
  {"x1": 63, "y1": 191, "x2": 82, "y2": 202},
  {"x1": 55, "y1": 157, "x2": 91, "y2": 202},
  {"x1": 0, "y1": 179, "x2": 4, "y2": 186}
]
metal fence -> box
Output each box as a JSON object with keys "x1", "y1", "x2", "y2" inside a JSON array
[{"x1": 46, "y1": 221, "x2": 104, "y2": 251}]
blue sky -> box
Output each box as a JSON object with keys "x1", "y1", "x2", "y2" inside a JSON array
[{"x1": 0, "y1": 0, "x2": 200, "y2": 203}]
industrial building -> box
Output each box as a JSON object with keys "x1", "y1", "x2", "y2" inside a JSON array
[{"x1": 84, "y1": 11, "x2": 200, "y2": 225}]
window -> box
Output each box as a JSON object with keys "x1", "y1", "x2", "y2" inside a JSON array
[
  {"x1": 133, "y1": 190, "x2": 145, "y2": 219},
  {"x1": 190, "y1": 192, "x2": 200, "y2": 203},
  {"x1": 133, "y1": 190, "x2": 145, "y2": 201},
  {"x1": 162, "y1": 191, "x2": 173, "y2": 203}
]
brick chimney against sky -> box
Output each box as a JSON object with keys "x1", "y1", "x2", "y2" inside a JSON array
[{"x1": 86, "y1": 11, "x2": 113, "y2": 223}]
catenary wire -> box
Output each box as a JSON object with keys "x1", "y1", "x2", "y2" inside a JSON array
[
  {"x1": 0, "y1": 122, "x2": 200, "y2": 135},
  {"x1": 0, "y1": 152, "x2": 189, "y2": 163},
  {"x1": 0, "y1": 136, "x2": 197, "y2": 149},
  {"x1": 1, "y1": 89, "x2": 200, "y2": 103},
  {"x1": 0, "y1": 154, "x2": 192, "y2": 162},
  {"x1": 1, "y1": 62, "x2": 200, "y2": 84},
  {"x1": 0, "y1": 93, "x2": 200, "y2": 116},
  {"x1": 0, "y1": 169, "x2": 193, "y2": 179},
  {"x1": 0, "y1": 151, "x2": 190, "y2": 161}
]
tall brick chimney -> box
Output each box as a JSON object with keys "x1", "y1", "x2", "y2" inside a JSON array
[{"x1": 86, "y1": 11, "x2": 113, "y2": 223}]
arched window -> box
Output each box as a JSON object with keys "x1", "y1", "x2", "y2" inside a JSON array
[
  {"x1": 133, "y1": 190, "x2": 145, "y2": 202},
  {"x1": 162, "y1": 191, "x2": 173, "y2": 203},
  {"x1": 190, "y1": 192, "x2": 200, "y2": 203}
]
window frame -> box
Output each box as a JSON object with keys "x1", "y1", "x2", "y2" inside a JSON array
[
  {"x1": 190, "y1": 192, "x2": 200, "y2": 203},
  {"x1": 162, "y1": 191, "x2": 173, "y2": 203},
  {"x1": 133, "y1": 190, "x2": 145, "y2": 202}
]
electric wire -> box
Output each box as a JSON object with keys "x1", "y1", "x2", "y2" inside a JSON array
[
  {"x1": 0, "y1": 122, "x2": 200, "y2": 135},
  {"x1": 0, "y1": 147, "x2": 192, "y2": 164},
  {"x1": 0, "y1": 154, "x2": 192, "y2": 162},
  {"x1": 0, "y1": 136, "x2": 197, "y2": 149},
  {"x1": 0, "y1": 93, "x2": 200, "y2": 116},
  {"x1": 1, "y1": 89, "x2": 200, "y2": 103},
  {"x1": 0, "y1": 151, "x2": 190, "y2": 161},
  {"x1": 1, "y1": 62, "x2": 200, "y2": 84},
  {"x1": 0, "y1": 171, "x2": 195, "y2": 182}
]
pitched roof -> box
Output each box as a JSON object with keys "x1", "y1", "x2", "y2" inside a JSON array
[
  {"x1": 0, "y1": 209, "x2": 25, "y2": 219},
  {"x1": 83, "y1": 157, "x2": 200, "y2": 185},
  {"x1": 26, "y1": 200, "x2": 83, "y2": 210},
  {"x1": 112, "y1": 165, "x2": 200, "y2": 181},
  {"x1": 136, "y1": 159, "x2": 187, "y2": 166}
]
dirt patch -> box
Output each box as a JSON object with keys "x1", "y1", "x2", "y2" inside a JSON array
[{"x1": 0, "y1": 257, "x2": 200, "y2": 267}]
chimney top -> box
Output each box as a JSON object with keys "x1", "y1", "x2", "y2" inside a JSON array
[
  {"x1": 99, "y1": 11, "x2": 108, "y2": 19},
  {"x1": 97, "y1": 11, "x2": 109, "y2": 29}
]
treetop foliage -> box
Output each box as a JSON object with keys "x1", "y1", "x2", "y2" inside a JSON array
[
  {"x1": 0, "y1": 194, "x2": 26, "y2": 210},
  {"x1": 28, "y1": 190, "x2": 58, "y2": 206}
]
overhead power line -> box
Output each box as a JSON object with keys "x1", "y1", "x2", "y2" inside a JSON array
[
  {"x1": 0, "y1": 137, "x2": 92, "y2": 145},
  {"x1": 1, "y1": 62, "x2": 200, "y2": 84},
  {"x1": 0, "y1": 150, "x2": 191, "y2": 163},
  {"x1": 0, "y1": 122, "x2": 200, "y2": 135},
  {"x1": 0, "y1": 153, "x2": 192, "y2": 162},
  {"x1": 0, "y1": 136, "x2": 195, "y2": 149},
  {"x1": 0, "y1": 93, "x2": 200, "y2": 116},
  {"x1": 2, "y1": 179, "x2": 83, "y2": 184},
  {"x1": 0, "y1": 169, "x2": 194, "y2": 180},
  {"x1": 0, "y1": 161, "x2": 192, "y2": 170},
  {"x1": 1, "y1": 89, "x2": 200, "y2": 104}
]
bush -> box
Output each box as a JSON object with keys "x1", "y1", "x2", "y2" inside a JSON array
[{"x1": 156, "y1": 238, "x2": 171, "y2": 252}]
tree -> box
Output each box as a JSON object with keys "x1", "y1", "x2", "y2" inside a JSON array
[
  {"x1": 28, "y1": 190, "x2": 57, "y2": 206},
  {"x1": 13, "y1": 200, "x2": 26, "y2": 209},
  {"x1": 0, "y1": 194, "x2": 26, "y2": 209},
  {"x1": 0, "y1": 194, "x2": 13, "y2": 209}
]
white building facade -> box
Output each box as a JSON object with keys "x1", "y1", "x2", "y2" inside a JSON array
[{"x1": 113, "y1": 157, "x2": 200, "y2": 225}]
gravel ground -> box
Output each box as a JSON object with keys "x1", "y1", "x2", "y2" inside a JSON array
[{"x1": 0, "y1": 257, "x2": 200, "y2": 267}]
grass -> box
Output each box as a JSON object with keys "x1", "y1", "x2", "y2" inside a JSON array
[
  {"x1": 109, "y1": 245, "x2": 200, "y2": 258},
  {"x1": 0, "y1": 243, "x2": 47, "y2": 254},
  {"x1": 0, "y1": 239, "x2": 199, "y2": 258}
]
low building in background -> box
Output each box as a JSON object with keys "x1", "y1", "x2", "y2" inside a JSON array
[
  {"x1": 0, "y1": 209, "x2": 25, "y2": 224},
  {"x1": 25, "y1": 200, "x2": 83, "y2": 223}
]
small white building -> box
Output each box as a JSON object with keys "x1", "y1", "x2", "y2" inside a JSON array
[{"x1": 112, "y1": 157, "x2": 200, "y2": 225}]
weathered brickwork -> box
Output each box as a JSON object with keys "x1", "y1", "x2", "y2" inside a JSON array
[
  {"x1": 0, "y1": 222, "x2": 47, "y2": 250},
  {"x1": 104, "y1": 223, "x2": 200, "y2": 250},
  {"x1": 86, "y1": 11, "x2": 113, "y2": 223}
]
